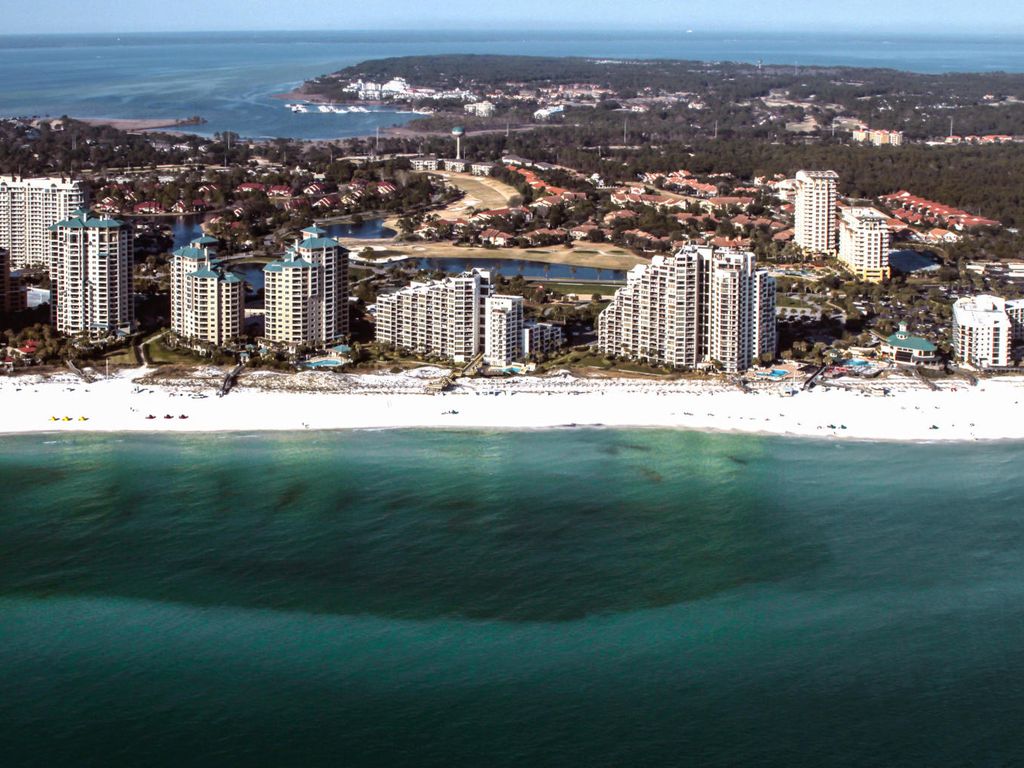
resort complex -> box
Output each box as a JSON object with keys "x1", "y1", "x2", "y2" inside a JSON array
[
  {"x1": 838, "y1": 207, "x2": 891, "y2": 282},
  {"x1": 170, "y1": 239, "x2": 245, "y2": 347},
  {"x1": 597, "y1": 245, "x2": 776, "y2": 373},
  {"x1": 49, "y1": 209, "x2": 134, "y2": 337},
  {"x1": 263, "y1": 226, "x2": 349, "y2": 349},
  {"x1": 794, "y1": 170, "x2": 839, "y2": 254},
  {"x1": 374, "y1": 269, "x2": 563, "y2": 366},
  {"x1": 0, "y1": 175, "x2": 87, "y2": 269},
  {"x1": 952, "y1": 295, "x2": 1024, "y2": 370}
]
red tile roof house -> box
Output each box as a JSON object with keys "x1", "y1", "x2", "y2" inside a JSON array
[
  {"x1": 303, "y1": 182, "x2": 328, "y2": 196},
  {"x1": 570, "y1": 223, "x2": 600, "y2": 240},
  {"x1": 604, "y1": 209, "x2": 639, "y2": 224},
  {"x1": 704, "y1": 196, "x2": 756, "y2": 212},
  {"x1": 312, "y1": 194, "x2": 340, "y2": 210},
  {"x1": 712, "y1": 236, "x2": 752, "y2": 249},
  {"x1": 15, "y1": 340, "x2": 40, "y2": 358},
  {"x1": 529, "y1": 196, "x2": 564, "y2": 214},
  {"x1": 268, "y1": 185, "x2": 293, "y2": 197},
  {"x1": 479, "y1": 228, "x2": 513, "y2": 247},
  {"x1": 523, "y1": 228, "x2": 567, "y2": 246},
  {"x1": 236, "y1": 182, "x2": 266, "y2": 194},
  {"x1": 133, "y1": 201, "x2": 165, "y2": 214},
  {"x1": 284, "y1": 197, "x2": 310, "y2": 211}
]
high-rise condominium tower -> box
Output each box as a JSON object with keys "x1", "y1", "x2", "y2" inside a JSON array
[
  {"x1": 1, "y1": 176, "x2": 87, "y2": 269},
  {"x1": 794, "y1": 170, "x2": 839, "y2": 253},
  {"x1": 50, "y1": 210, "x2": 133, "y2": 337},
  {"x1": 598, "y1": 245, "x2": 775, "y2": 373}
]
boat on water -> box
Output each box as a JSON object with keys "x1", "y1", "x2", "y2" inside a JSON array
[{"x1": 289, "y1": 104, "x2": 309, "y2": 113}]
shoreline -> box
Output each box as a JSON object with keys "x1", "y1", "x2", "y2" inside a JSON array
[
  {"x1": 3, "y1": 366, "x2": 1023, "y2": 443},
  {"x1": 75, "y1": 116, "x2": 206, "y2": 132}
]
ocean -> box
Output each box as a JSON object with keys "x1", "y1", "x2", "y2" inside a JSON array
[
  {"x1": 1, "y1": 30, "x2": 1024, "y2": 139},
  {"x1": 2, "y1": 430, "x2": 1024, "y2": 766}
]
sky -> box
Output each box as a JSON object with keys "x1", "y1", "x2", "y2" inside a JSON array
[{"x1": 2, "y1": 0, "x2": 1022, "y2": 35}]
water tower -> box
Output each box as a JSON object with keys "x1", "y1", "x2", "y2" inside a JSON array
[{"x1": 451, "y1": 125, "x2": 465, "y2": 160}]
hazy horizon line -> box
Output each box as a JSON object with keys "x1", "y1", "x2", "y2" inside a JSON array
[{"x1": 1, "y1": 26, "x2": 1022, "y2": 38}]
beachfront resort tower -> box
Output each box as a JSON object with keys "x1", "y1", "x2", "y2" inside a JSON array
[
  {"x1": 794, "y1": 170, "x2": 839, "y2": 253},
  {"x1": 952, "y1": 295, "x2": 1024, "y2": 369},
  {"x1": 0, "y1": 246, "x2": 9, "y2": 314},
  {"x1": 838, "y1": 207, "x2": 891, "y2": 282},
  {"x1": 49, "y1": 209, "x2": 133, "y2": 337},
  {"x1": 375, "y1": 269, "x2": 491, "y2": 362},
  {"x1": 170, "y1": 238, "x2": 245, "y2": 347},
  {"x1": 262, "y1": 226, "x2": 349, "y2": 348},
  {"x1": 598, "y1": 245, "x2": 775, "y2": 373},
  {"x1": 484, "y1": 294, "x2": 524, "y2": 366},
  {"x1": 701, "y1": 248, "x2": 777, "y2": 373},
  {"x1": 1, "y1": 176, "x2": 88, "y2": 269}
]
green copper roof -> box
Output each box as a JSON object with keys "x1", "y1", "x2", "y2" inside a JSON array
[
  {"x1": 887, "y1": 331, "x2": 936, "y2": 352},
  {"x1": 190, "y1": 235, "x2": 219, "y2": 245},
  {"x1": 302, "y1": 225, "x2": 327, "y2": 236},
  {"x1": 223, "y1": 274, "x2": 243, "y2": 284},
  {"x1": 299, "y1": 237, "x2": 341, "y2": 249},
  {"x1": 174, "y1": 246, "x2": 208, "y2": 259},
  {"x1": 51, "y1": 212, "x2": 125, "y2": 230},
  {"x1": 189, "y1": 268, "x2": 219, "y2": 279}
]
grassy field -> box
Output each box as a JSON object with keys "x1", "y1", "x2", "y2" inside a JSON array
[
  {"x1": 345, "y1": 242, "x2": 643, "y2": 271},
  {"x1": 103, "y1": 346, "x2": 140, "y2": 366},
  {"x1": 536, "y1": 281, "x2": 621, "y2": 296},
  {"x1": 143, "y1": 337, "x2": 198, "y2": 366},
  {"x1": 435, "y1": 172, "x2": 520, "y2": 217}
]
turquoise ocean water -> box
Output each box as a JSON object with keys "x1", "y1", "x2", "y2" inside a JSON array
[
  {"x1": 2, "y1": 430, "x2": 1024, "y2": 766},
  {"x1": 2, "y1": 31, "x2": 1024, "y2": 139}
]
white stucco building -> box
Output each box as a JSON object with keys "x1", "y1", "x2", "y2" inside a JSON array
[
  {"x1": 1, "y1": 176, "x2": 87, "y2": 269},
  {"x1": 952, "y1": 295, "x2": 1024, "y2": 369},
  {"x1": 838, "y1": 207, "x2": 891, "y2": 282},
  {"x1": 598, "y1": 245, "x2": 775, "y2": 373},
  {"x1": 263, "y1": 226, "x2": 349, "y2": 348},
  {"x1": 484, "y1": 294, "x2": 524, "y2": 366},
  {"x1": 794, "y1": 170, "x2": 839, "y2": 253},
  {"x1": 375, "y1": 270, "x2": 491, "y2": 363},
  {"x1": 49, "y1": 210, "x2": 133, "y2": 337},
  {"x1": 170, "y1": 238, "x2": 244, "y2": 347}
]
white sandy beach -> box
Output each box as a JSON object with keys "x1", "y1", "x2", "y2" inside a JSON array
[{"x1": 2, "y1": 366, "x2": 1023, "y2": 442}]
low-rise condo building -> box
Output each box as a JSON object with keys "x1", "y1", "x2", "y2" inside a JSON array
[
  {"x1": 523, "y1": 321, "x2": 565, "y2": 358},
  {"x1": 838, "y1": 207, "x2": 891, "y2": 282},
  {"x1": 170, "y1": 238, "x2": 244, "y2": 347},
  {"x1": 263, "y1": 226, "x2": 349, "y2": 349},
  {"x1": 49, "y1": 210, "x2": 133, "y2": 337},
  {"x1": 465, "y1": 101, "x2": 496, "y2": 117},
  {"x1": 952, "y1": 295, "x2": 1024, "y2": 369},
  {"x1": 598, "y1": 244, "x2": 775, "y2": 373},
  {"x1": 881, "y1": 324, "x2": 937, "y2": 365},
  {"x1": 1, "y1": 176, "x2": 88, "y2": 269},
  {"x1": 852, "y1": 128, "x2": 904, "y2": 147},
  {"x1": 794, "y1": 170, "x2": 839, "y2": 253}
]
